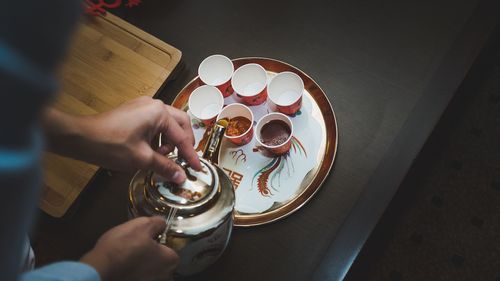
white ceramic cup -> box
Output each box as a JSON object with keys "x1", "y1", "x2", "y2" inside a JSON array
[
  {"x1": 231, "y1": 63, "x2": 268, "y2": 106},
  {"x1": 217, "y1": 103, "x2": 254, "y2": 146},
  {"x1": 198, "y1": 54, "x2": 234, "y2": 97},
  {"x1": 188, "y1": 85, "x2": 224, "y2": 125},
  {"x1": 267, "y1": 71, "x2": 304, "y2": 115}
]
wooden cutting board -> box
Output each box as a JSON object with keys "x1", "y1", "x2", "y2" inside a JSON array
[{"x1": 40, "y1": 12, "x2": 181, "y2": 217}]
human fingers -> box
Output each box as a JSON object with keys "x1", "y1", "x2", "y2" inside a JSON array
[
  {"x1": 114, "y1": 217, "x2": 158, "y2": 234},
  {"x1": 151, "y1": 243, "x2": 180, "y2": 281},
  {"x1": 165, "y1": 106, "x2": 195, "y2": 146},
  {"x1": 149, "y1": 150, "x2": 187, "y2": 184},
  {"x1": 156, "y1": 143, "x2": 175, "y2": 155},
  {"x1": 156, "y1": 244, "x2": 180, "y2": 269},
  {"x1": 157, "y1": 133, "x2": 175, "y2": 155},
  {"x1": 144, "y1": 216, "x2": 168, "y2": 238},
  {"x1": 160, "y1": 116, "x2": 202, "y2": 171}
]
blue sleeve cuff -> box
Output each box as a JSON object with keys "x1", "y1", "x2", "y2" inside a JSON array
[
  {"x1": 0, "y1": 39, "x2": 58, "y2": 92},
  {"x1": 21, "y1": 261, "x2": 101, "y2": 281},
  {"x1": 0, "y1": 130, "x2": 42, "y2": 171}
]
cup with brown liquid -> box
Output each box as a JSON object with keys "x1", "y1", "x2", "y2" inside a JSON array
[
  {"x1": 217, "y1": 103, "x2": 254, "y2": 146},
  {"x1": 255, "y1": 112, "x2": 294, "y2": 155}
]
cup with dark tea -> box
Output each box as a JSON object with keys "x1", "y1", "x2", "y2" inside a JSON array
[
  {"x1": 217, "y1": 103, "x2": 254, "y2": 146},
  {"x1": 255, "y1": 113, "x2": 294, "y2": 155}
]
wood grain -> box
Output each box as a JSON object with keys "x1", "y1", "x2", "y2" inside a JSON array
[{"x1": 40, "y1": 13, "x2": 181, "y2": 218}]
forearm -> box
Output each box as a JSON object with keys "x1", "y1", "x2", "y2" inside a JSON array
[
  {"x1": 42, "y1": 108, "x2": 92, "y2": 160},
  {"x1": 41, "y1": 108, "x2": 141, "y2": 172},
  {"x1": 41, "y1": 108, "x2": 118, "y2": 168}
]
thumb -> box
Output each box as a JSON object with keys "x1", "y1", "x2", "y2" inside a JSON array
[
  {"x1": 145, "y1": 216, "x2": 168, "y2": 238},
  {"x1": 149, "y1": 151, "x2": 187, "y2": 184}
]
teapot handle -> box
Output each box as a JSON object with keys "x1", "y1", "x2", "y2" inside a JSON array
[
  {"x1": 156, "y1": 118, "x2": 228, "y2": 165},
  {"x1": 201, "y1": 120, "x2": 228, "y2": 165},
  {"x1": 175, "y1": 158, "x2": 190, "y2": 169}
]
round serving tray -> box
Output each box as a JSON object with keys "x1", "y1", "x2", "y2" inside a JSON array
[{"x1": 172, "y1": 57, "x2": 337, "y2": 227}]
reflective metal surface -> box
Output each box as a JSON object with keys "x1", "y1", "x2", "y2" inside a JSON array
[{"x1": 129, "y1": 122, "x2": 235, "y2": 275}]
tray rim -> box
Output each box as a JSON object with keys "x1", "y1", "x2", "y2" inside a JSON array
[{"x1": 171, "y1": 57, "x2": 338, "y2": 227}]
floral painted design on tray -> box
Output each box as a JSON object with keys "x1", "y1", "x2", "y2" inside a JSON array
[
  {"x1": 191, "y1": 118, "x2": 207, "y2": 130},
  {"x1": 289, "y1": 110, "x2": 302, "y2": 118},
  {"x1": 251, "y1": 137, "x2": 307, "y2": 197},
  {"x1": 230, "y1": 149, "x2": 247, "y2": 165}
]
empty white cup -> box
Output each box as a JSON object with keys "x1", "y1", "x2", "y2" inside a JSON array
[
  {"x1": 188, "y1": 85, "x2": 224, "y2": 125},
  {"x1": 231, "y1": 63, "x2": 268, "y2": 106},
  {"x1": 267, "y1": 71, "x2": 304, "y2": 115},
  {"x1": 198, "y1": 54, "x2": 234, "y2": 97}
]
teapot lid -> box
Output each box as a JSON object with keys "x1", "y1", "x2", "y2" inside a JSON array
[{"x1": 148, "y1": 156, "x2": 218, "y2": 208}]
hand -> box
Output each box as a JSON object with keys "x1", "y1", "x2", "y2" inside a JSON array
[
  {"x1": 43, "y1": 96, "x2": 202, "y2": 183},
  {"x1": 80, "y1": 217, "x2": 179, "y2": 281}
]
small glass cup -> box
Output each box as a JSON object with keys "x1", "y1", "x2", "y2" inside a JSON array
[
  {"x1": 255, "y1": 113, "x2": 294, "y2": 155},
  {"x1": 267, "y1": 71, "x2": 304, "y2": 115},
  {"x1": 198, "y1": 54, "x2": 234, "y2": 97},
  {"x1": 188, "y1": 85, "x2": 224, "y2": 125},
  {"x1": 231, "y1": 63, "x2": 268, "y2": 106},
  {"x1": 217, "y1": 103, "x2": 254, "y2": 146}
]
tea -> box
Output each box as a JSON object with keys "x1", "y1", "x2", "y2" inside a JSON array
[
  {"x1": 259, "y1": 120, "x2": 291, "y2": 146},
  {"x1": 226, "y1": 116, "x2": 252, "y2": 136}
]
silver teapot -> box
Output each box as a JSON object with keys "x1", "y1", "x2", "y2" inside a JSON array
[{"x1": 128, "y1": 120, "x2": 235, "y2": 276}]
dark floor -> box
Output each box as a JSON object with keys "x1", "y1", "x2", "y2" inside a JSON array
[{"x1": 345, "y1": 28, "x2": 500, "y2": 281}]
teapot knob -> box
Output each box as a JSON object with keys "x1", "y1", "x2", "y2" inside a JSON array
[{"x1": 175, "y1": 158, "x2": 190, "y2": 170}]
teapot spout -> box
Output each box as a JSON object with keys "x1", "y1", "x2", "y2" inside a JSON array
[{"x1": 202, "y1": 119, "x2": 228, "y2": 165}]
